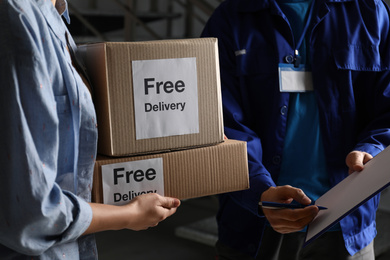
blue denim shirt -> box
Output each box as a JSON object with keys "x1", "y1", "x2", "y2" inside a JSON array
[
  {"x1": 202, "y1": 0, "x2": 390, "y2": 257},
  {"x1": 0, "y1": 0, "x2": 98, "y2": 259}
]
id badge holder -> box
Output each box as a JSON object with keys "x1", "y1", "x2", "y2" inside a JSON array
[{"x1": 278, "y1": 63, "x2": 313, "y2": 92}]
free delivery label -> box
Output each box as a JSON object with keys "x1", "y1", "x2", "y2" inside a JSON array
[
  {"x1": 101, "y1": 158, "x2": 164, "y2": 206},
  {"x1": 132, "y1": 57, "x2": 199, "y2": 140}
]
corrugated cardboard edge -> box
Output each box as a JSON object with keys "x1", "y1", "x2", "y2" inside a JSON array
[
  {"x1": 213, "y1": 38, "x2": 225, "y2": 145},
  {"x1": 79, "y1": 43, "x2": 114, "y2": 154},
  {"x1": 92, "y1": 139, "x2": 249, "y2": 203}
]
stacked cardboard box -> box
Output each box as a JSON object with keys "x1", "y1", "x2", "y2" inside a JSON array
[
  {"x1": 80, "y1": 38, "x2": 249, "y2": 205},
  {"x1": 93, "y1": 139, "x2": 248, "y2": 204}
]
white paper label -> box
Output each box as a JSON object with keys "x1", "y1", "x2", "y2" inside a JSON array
[
  {"x1": 132, "y1": 57, "x2": 199, "y2": 140},
  {"x1": 101, "y1": 158, "x2": 164, "y2": 206},
  {"x1": 278, "y1": 64, "x2": 313, "y2": 92}
]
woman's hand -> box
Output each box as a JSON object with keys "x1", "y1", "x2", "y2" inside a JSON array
[{"x1": 83, "y1": 193, "x2": 180, "y2": 235}]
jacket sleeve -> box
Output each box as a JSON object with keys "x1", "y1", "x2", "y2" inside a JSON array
[
  {"x1": 201, "y1": 4, "x2": 276, "y2": 217},
  {"x1": 353, "y1": 0, "x2": 390, "y2": 156}
]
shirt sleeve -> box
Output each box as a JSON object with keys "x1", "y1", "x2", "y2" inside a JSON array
[
  {"x1": 0, "y1": 2, "x2": 92, "y2": 256},
  {"x1": 201, "y1": 5, "x2": 276, "y2": 217}
]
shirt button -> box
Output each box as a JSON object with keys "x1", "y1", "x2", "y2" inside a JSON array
[
  {"x1": 284, "y1": 55, "x2": 294, "y2": 64},
  {"x1": 272, "y1": 155, "x2": 281, "y2": 165},
  {"x1": 280, "y1": 105, "x2": 287, "y2": 115}
]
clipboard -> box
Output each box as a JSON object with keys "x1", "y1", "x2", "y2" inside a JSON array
[{"x1": 304, "y1": 145, "x2": 390, "y2": 246}]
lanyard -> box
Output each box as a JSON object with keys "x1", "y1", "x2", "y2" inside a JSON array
[{"x1": 293, "y1": 0, "x2": 316, "y2": 67}]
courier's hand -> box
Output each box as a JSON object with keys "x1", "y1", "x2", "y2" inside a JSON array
[
  {"x1": 346, "y1": 151, "x2": 373, "y2": 174},
  {"x1": 260, "y1": 185, "x2": 319, "y2": 234},
  {"x1": 124, "y1": 193, "x2": 181, "y2": 231}
]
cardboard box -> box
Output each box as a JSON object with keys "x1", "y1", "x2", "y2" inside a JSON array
[
  {"x1": 80, "y1": 38, "x2": 224, "y2": 156},
  {"x1": 92, "y1": 140, "x2": 249, "y2": 205}
]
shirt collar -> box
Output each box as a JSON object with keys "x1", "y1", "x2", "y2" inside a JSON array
[
  {"x1": 56, "y1": 0, "x2": 70, "y2": 24},
  {"x1": 35, "y1": 0, "x2": 69, "y2": 46}
]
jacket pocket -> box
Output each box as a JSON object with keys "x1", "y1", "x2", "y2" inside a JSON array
[
  {"x1": 333, "y1": 44, "x2": 389, "y2": 71},
  {"x1": 235, "y1": 47, "x2": 276, "y2": 76}
]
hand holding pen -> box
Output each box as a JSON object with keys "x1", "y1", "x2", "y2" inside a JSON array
[{"x1": 260, "y1": 185, "x2": 320, "y2": 234}]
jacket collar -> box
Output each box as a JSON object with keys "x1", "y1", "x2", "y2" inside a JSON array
[{"x1": 237, "y1": 0, "x2": 355, "y2": 12}]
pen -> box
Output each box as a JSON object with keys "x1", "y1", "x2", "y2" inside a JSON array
[{"x1": 259, "y1": 201, "x2": 328, "y2": 210}]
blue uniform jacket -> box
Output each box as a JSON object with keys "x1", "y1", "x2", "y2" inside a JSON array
[{"x1": 202, "y1": 0, "x2": 390, "y2": 257}]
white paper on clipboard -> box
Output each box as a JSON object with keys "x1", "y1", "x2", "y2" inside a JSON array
[{"x1": 304, "y1": 145, "x2": 390, "y2": 246}]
